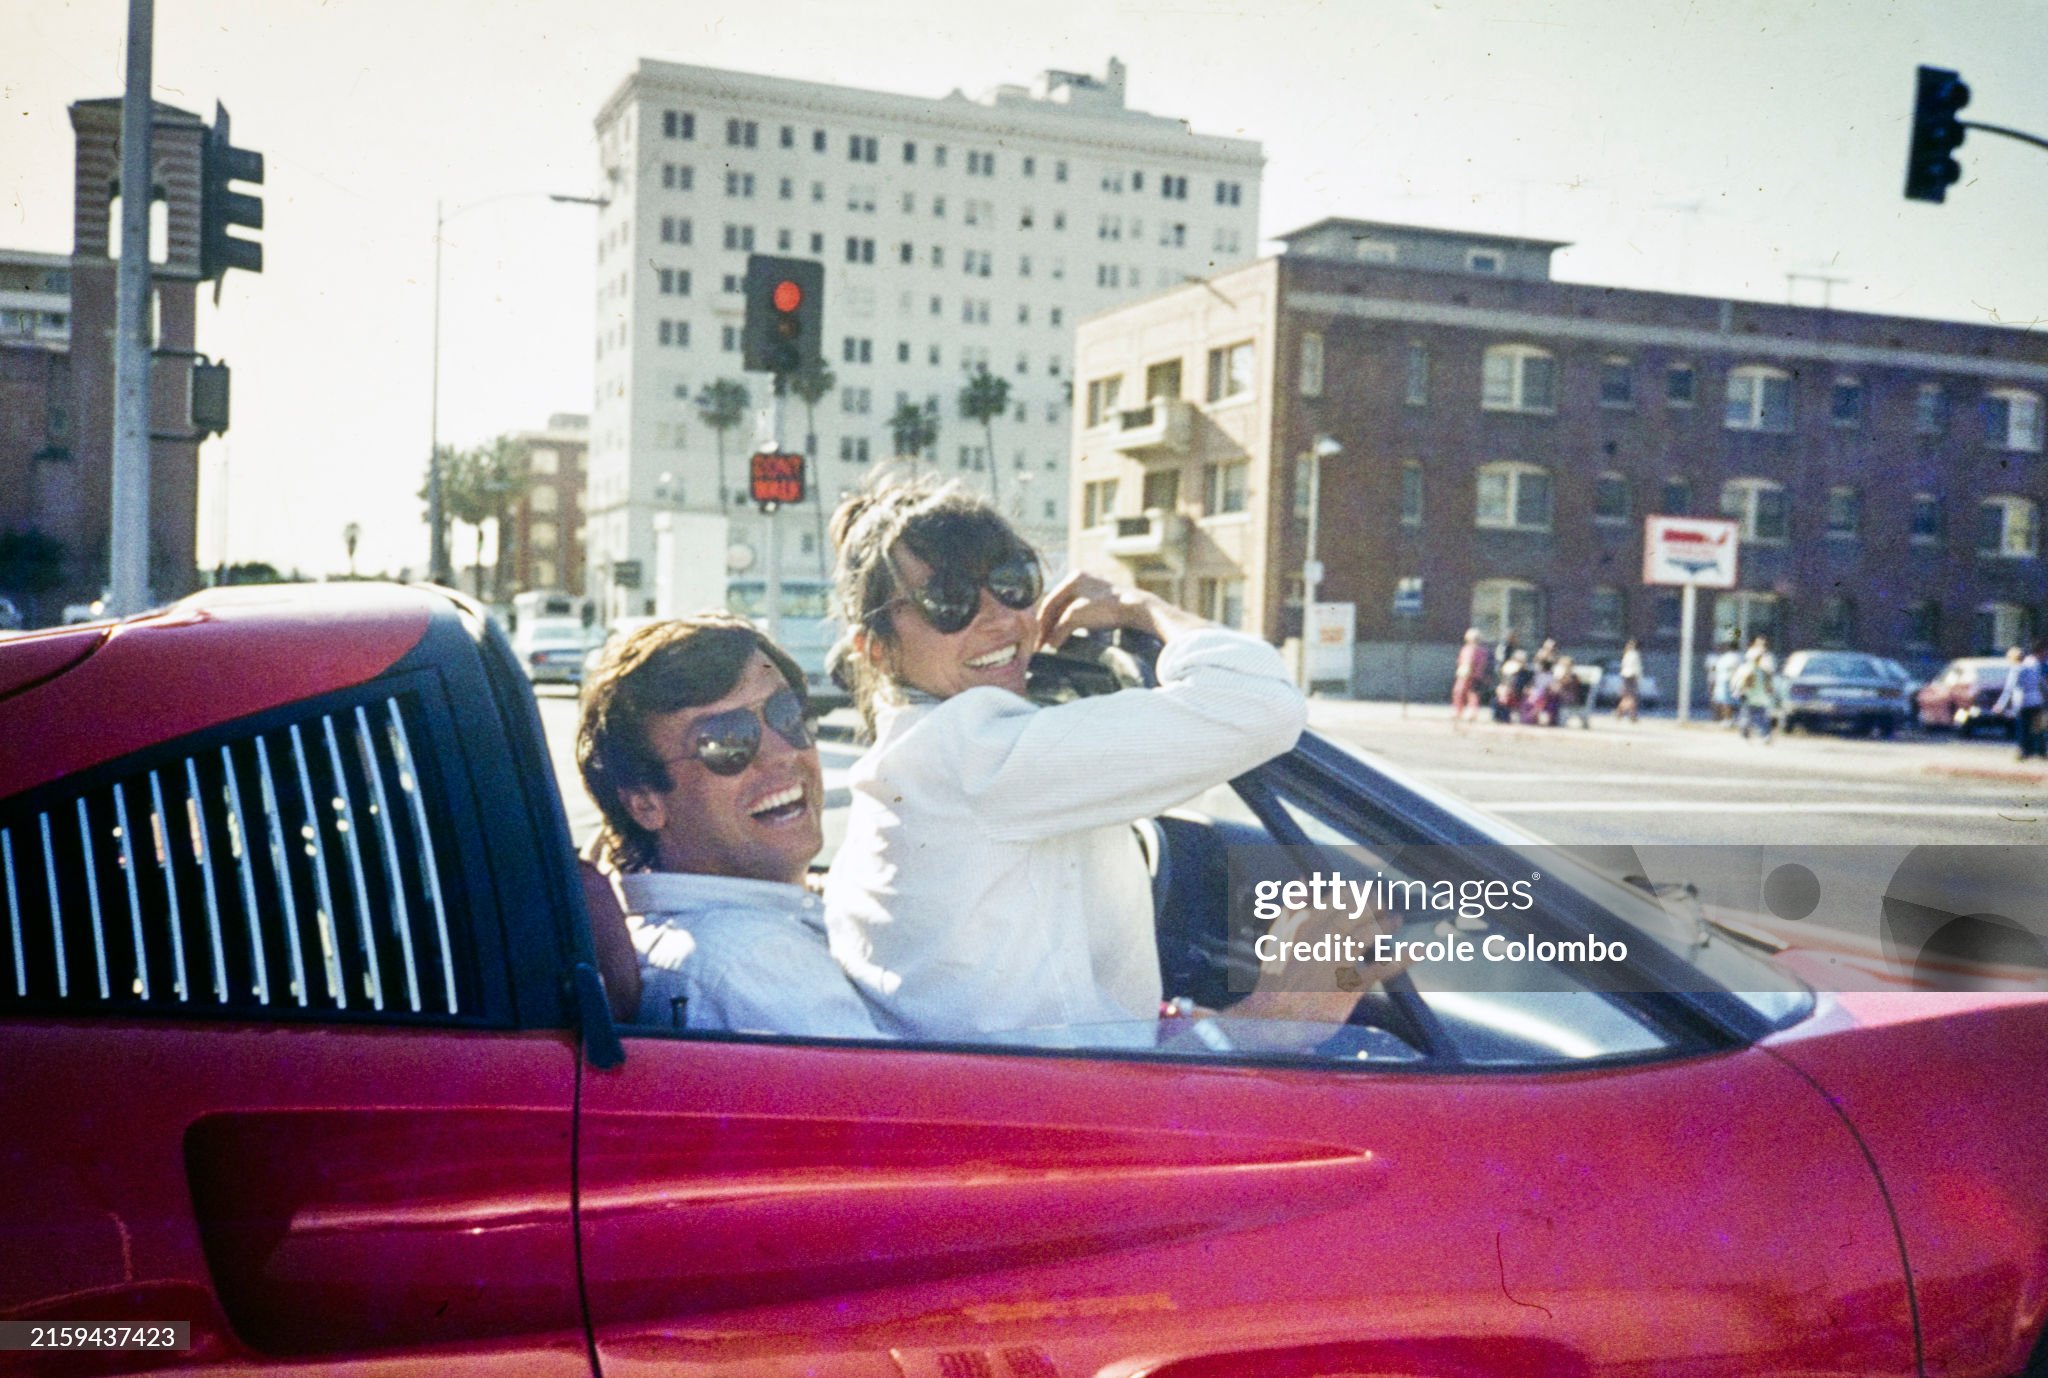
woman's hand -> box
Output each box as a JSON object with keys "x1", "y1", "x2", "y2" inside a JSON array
[{"x1": 1037, "y1": 571, "x2": 1208, "y2": 650}]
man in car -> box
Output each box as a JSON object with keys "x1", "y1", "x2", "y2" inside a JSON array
[{"x1": 576, "y1": 615, "x2": 881, "y2": 1038}]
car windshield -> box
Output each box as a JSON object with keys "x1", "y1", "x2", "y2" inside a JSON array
[{"x1": 1793, "y1": 653, "x2": 1880, "y2": 678}]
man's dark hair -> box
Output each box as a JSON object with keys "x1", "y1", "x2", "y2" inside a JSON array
[{"x1": 576, "y1": 615, "x2": 809, "y2": 872}]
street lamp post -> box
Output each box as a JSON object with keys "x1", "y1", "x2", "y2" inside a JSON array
[
  {"x1": 426, "y1": 191, "x2": 606, "y2": 586},
  {"x1": 1300, "y1": 435, "x2": 1341, "y2": 689}
]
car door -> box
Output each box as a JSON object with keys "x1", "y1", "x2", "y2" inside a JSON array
[
  {"x1": 576, "y1": 737, "x2": 1915, "y2": 1377},
  {"x1": 0, "y1": 601, "x2": 591, "y2": 1375}
]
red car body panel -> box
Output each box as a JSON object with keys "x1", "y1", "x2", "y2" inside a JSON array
[
  {"x1": 1, "y1": 584, "x2": 429, "y2": 800},
  {"x1": 1768, "y1": 992, "x2": 2048, "y2": 1378},
  {"x1": 579, "y1": 1035, "x2": 1914, "y2": 1377},
  {"x1": 0, "y1": 1021, "x2": 586, "y2": 1374}
]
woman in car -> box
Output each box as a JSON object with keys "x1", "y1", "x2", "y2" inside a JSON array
[{"x1": 822, "y1": 477, "x2": 1308, "y2": 1041}]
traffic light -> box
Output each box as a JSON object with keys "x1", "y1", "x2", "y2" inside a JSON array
[
  {"x1": 741, "y1": 255, "x2": 823, "y2": 375},
  {"x1": 1905, "y1": 65, "x2": 1970, "y2": 203},
  {"x1": 200, "y1": 102, "x2": 264, "y2": 281}
]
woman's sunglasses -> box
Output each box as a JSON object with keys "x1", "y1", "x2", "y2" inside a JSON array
[
  {"x1": 880, "y1": 551, "x2": 1043, "y2": 636},
  {"x1": 673, "y1": 687, "x2": 814, "y2": 777}
]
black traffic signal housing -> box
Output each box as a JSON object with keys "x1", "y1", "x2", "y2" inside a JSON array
[
  {"x1": 200, "y1": 102, "x2": 264, "y2": 281},
  {"x1": 741, "y1": 255, "x2": 823, "y2": 375},
  {"x1": 1905, "y1": 65, "x2": 1970, "y2": 203}
]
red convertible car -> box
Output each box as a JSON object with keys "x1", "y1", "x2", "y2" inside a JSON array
[{"x1": 2, "y1": 583, "x2": 2045, "y2": 1377}]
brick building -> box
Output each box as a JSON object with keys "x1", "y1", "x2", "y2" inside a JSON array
[
  {"x1": 1071, "y1": 219, "x2": 2048, "y2": 693},
  {"x1": 499, "y1": 413, "x2": 590, "y2": 596}
]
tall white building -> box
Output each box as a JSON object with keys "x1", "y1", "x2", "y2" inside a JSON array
[{"x1": 585, "y1": 58, "x2": 1263, "y2": 620}]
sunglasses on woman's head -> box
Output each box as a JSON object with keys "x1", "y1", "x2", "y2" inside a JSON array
[
  {"x1": 674, "y1": 687, "x2": 814, "y2": 777},
  {"x1": 881, "y1": 551, "x2": 1043, "y2": 635}
]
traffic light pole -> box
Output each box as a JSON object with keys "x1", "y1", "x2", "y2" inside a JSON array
[
  {"x1": 764, "y1": 374, "x2": 786, "y2": 649},
  {"x1": 109, "y1": 0, "x2": 156, "y2": 615}
]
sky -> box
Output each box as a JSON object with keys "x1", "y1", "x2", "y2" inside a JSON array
[{"x1": 4, "y1": 0, "x2": 2044, "y2": 580}]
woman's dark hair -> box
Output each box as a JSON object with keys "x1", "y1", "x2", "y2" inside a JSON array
[
  {"x1": 827, "y1": 473, "x2": 1035, "y2": 734},
  {"x1": 576, "y1": 614, "x2": 809, "y2": 872}
]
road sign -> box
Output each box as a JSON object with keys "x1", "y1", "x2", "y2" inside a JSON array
[
  {"x1": 749, "y1": 450, "x2": 806, "y2": 507},
  {"x1": 1643, "y1": 515, "x2": 1739, "y2": 588},
  {"x1": 1392, "y1": 576, "x2": 1424, "y2": 618}
]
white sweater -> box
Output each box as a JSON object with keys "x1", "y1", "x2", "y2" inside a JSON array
[{"x1": 823, "y1": 627, "x2": 1307, "y2": 1040}]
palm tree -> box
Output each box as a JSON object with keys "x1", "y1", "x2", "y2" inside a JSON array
[
  {"x1": 439, "y1": 447, "x2": 495, "y2": 596},
  {"x1": 958, "y1": 367, "x2": 1011, "y2": 506},
  {"x1": 695, "y1": 379, "x2": 751, "y2": 510},
  {"x1": 889, "y1": 398, "x2": 939, "y2": 472},
  {"x1": 475, "y1": 434, "x2": 530, "y2": 599},
  {"x1": 342, "y1": 522, "x2": 361, "y2": 578},
  {"x1": 417, "y1": 443, "x2": 467, "y2": 584},
  {"x1": 786, "y1": 358, "x2": 837, "y2": 575}
]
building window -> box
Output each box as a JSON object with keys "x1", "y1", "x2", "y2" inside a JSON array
[
  {"x1": 847, "y1": 134, "x2": 878, "y2": 163},
  {"x1": 1144, "y1": 359, "x2": 1182, "y2": 400},
  {"x1": 1055, "y1": 160, "x2": 1068, "y2": 181},
  {"x1": 810, "y1": 233, "x2": 823, "y2": 254},
  {"x1": 1584, "y1": 586, "x2": 1625, "y2": 641},
  {"x1": 1978, "y1": 496, "x2": 2040, "y2": 558},
  {"x1": 1355, "y1": 238, "x2": 1398, "y2": 264},
  {"x1": 1660, "y1": 476, "x2": 1691, "y2": 516},
  {"x1": 1981, "y1": 388, "x2": 2045, "y2": 452},
  {"x1": 902, "y1": 140, "x2": 916, "y2": 163},
  {"x1": 721, "y1": 224, "x2": 754, "y2": 251},
  {"x1": 1593, "y1": 473, "x2": 1631, "y2": 524},
  {"x1": 842, "y1": 337, "x2": 873, "y2": 364},
  {"x1": 1480, "y1": 345, "x2": 1557, "y2": 414},
  {"x1": 1829, "y1": 377, "x2": 1864, "y2": 426},
  {"x1": 720, "y1": 324, "x2": 738, "y2": 352},
  {"x1": 1205, "y1": 341, "x2": 1255, "y2": 403},
  {"x1": 1906, "y1": 600, "x2": 1941, "y2": 650},
  {"x1": 1666, "y1": 364, "x2": 1696, "y2": 407},
  {"x1": 1476, "y1": 462, "x2": 1553, "y2": 532},
  {"x1": 1653, "y1": 590, "x2": 1683, "y2": 641},
  {"x1": 838, "y1": 436, "x2": 872, "y2": 464},
  {"x1": 1721, "y1": 478, "x2": 1789, "y2": 543},
  {"x1": 1914, "y1": 383, "x2": 1948, "y2": 435},
  {"x1": 724, "y1": 170, "x2": 755, "y2": 198},
  {"x1": 1725, "y1": 365, "x2": 1794, "y2": 432},
  {"x1": 1819, "y1": 596, "x2": 1856, "y2": 648},
  {"x1": 1085, "y1": 375, "x2": 1122, "y2": 428},
  {"x1": 780, "y1": 125, "x2": 794, "y2": 148},
  {"x1": 1299, "y1": 332, "x2": 1324, "y2": 398},
  {"x1": 1203, "y1": 461, "x2": 1249, "y2": 516},
  {"x1": 664, "y1": 110, "x2": 695, "y2": 140},
  {"x1": 1142, "y1": 468, "x2": 1180, "y2": 513},
  {"x1": 1911, "y1": 492, "x2": 1943, "y2": 545},
  {"x1": 1713, "y1": 591, "x2": 1783, "y2": 650},
  {"x1": 1825, "y1": 485, "x2": 1861, "y2": 538},
  {"x1": 1466, "y1": 250, "x2": 1502, "y2": 274},
  {"x1": 1599, "y1": 357, "x2": 1634, "y2": 407},
  {"x1": 726, "y1": 119, "x2": 758, "y2": 147},
  {"x1": 1400, "y1": 461, "x2": 1423, "y2": 527},
  {"x1": 844, "y1": 237, "x2": 875, "y2": 264},
  {"x1": 1196, "y1": 577, "x2": 1246, "y2": 628},
  {"x1": 1082, "y1": 478, "x2": 1119, "y2": 528},
  {"x1": 1404, "y1": 344, "x2": 1429, "y2": 407},
  {"x1": 1977, "y1": 602, "x2": 2033, "y2": 654},
  {"x1": 1471, "y1": 579, "x2": 1544, "y2": 645}
]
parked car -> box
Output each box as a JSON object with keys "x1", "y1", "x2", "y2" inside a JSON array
[
  {"x1": 3, "y1": 583, "x2": 2046, "y2": 1376},
  {"x1": 1916, "y1": 655, "x2": 2019, "y2": 735},
  {"x1": 1777, "y1": 650, "x2": 1912, "y2": 737},
  {"x1": 511, "y1": 616, "x2": 592, "y2": 685}
]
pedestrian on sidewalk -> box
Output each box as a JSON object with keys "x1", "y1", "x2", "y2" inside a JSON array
[
  {"x1": 1709, "y1": 635, "x2": 1742, "y2": 726},
  {"x1": 1991, "y1": 640, "x2": 2046, "y2": 760},
  {"x1": 1733, "y1": 637, "x2": 1778, "y2": 743},
  {"x1": 1492, "y1": 629, "x2": 1523, "y2": 724},
  {"x1": 1615, "y1": 638, "x2": 1644, "y2": 723},
  {"x1": 1451, "y1": 627, "x2": 1491, "y2": 722},
  {"x1": 1552, "y1": 654, "x2": 1591, "y2": 728}
]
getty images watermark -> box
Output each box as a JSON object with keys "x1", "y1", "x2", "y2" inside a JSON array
[{"x1": 1222, "y1": 845, "x2": 2048, "y2": 995}]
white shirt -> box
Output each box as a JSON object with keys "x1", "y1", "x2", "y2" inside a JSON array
[
  {"x1": 622, "y1": 871, "x2": 881, "y2": 1038},
  {"x1": 824, "y1": 627, "x2": 1307, "y2": 1040}
]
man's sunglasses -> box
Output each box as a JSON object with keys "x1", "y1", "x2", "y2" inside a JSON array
[
  {"x1": 673, "y1": 687, "x2": 814, "y2": 777},
  {"x1": 880, "y1": 551, "x2": 1043, "y2": 635}
]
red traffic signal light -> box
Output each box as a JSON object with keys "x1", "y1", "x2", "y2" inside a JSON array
[{"x1": 742, "y1": 255, "x2": 824, "y2": 375}]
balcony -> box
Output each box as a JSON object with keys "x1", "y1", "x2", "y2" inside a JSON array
[
  {"x1": 1111, "y1": 397, "x2": 1194, "y2": 457},
  {"x1": 1105, "y1": 508, "x2": 1187, "y2": 572}
]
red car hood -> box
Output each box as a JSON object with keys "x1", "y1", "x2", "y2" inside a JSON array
[{"x1": 1766, "y1": 992, "x2": 2048, "y2": 1377}]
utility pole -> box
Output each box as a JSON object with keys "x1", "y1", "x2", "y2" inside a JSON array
[{"x1": 108, "y1": 0, "x2": 155, "y2": 615}]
